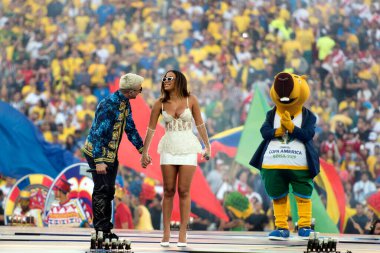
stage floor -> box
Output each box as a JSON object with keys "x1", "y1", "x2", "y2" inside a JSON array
[{"x1": 0, "y1": 227, "x2": 379, "y2": 253}]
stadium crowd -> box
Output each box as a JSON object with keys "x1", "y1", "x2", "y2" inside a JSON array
[{"x1": 0, "y1": 0, "x2": 380, "y2": 234}]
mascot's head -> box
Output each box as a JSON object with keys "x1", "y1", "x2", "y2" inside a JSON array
[{"x1": 270, "y1": 72, "x2": 310, "y2": 115}]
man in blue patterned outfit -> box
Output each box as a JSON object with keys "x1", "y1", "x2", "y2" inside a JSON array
[{"x1": 82, "y1": 73, "x2": 148, "y2": 239}]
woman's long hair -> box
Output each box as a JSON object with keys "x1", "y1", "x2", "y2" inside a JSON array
[{"x1": 160, "y1": 70, "x2": 190, "y2": 103}]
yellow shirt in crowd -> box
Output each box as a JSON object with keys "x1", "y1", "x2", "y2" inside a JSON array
[{"x1": 296, "y1": 28, "x2": 315, "y2": 52}]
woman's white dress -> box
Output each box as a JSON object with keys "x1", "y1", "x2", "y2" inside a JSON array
[{"x1": 157, "y1": 98, "x2": 202, "y2": 166}]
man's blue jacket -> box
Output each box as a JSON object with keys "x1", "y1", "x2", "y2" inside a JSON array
[{"x1": 82, "y1": 90, "x2": 143, "y2": 164}]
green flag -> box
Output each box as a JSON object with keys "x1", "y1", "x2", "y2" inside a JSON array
[{"x1": 235, "y1": 88, "x2": 270, "y2": 172}]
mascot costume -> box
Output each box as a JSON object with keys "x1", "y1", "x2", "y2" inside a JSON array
[{"x1": 250, "y1": 72, "x2": 319, "y2": 240}]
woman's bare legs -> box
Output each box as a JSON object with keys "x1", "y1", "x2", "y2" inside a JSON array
[
  {"x1": 177, "y1": 165, "x2": 196, "y2": 243},
  {"x1": 161, "y1": 165, "x2": 178, "y2": 242}
]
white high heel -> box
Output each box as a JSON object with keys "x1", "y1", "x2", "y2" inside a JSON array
[
  {"x1": 177, "y1": 233, "x2": 188, "y2": 247},
  {"x1": 160, "y1": 233, "x2": 170, "y2": 247},
  {"x1": 160, "y1": 241, "x2": 170, "y2": 247},
  {"x1": 176, "y1": 242, "x2": 187, "y2": 247}
]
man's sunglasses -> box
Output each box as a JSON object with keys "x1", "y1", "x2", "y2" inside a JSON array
[{"x1": 162, "y1": 77, "x2": 174, "y2": 82}]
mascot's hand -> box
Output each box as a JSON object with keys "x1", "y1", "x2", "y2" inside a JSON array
[
  {"x1": 281, "y1": 111, "x2": 295, "y2": 133},
  {"x1": 274, "y1": 126, "x2": 286, "y2": 137}
]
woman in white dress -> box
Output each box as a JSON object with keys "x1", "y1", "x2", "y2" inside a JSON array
[{"x1": 141, "y1": 70, "x2": 211, "y2": 247}]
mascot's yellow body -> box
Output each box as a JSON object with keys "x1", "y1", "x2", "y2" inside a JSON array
[{"x1": 250, "y1": 72, "x2": 320, "y2": 239}]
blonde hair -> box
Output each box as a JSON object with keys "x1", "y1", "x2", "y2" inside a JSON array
[{"x1": 119, "y1": 73, "x2": 144, "y2": 90}]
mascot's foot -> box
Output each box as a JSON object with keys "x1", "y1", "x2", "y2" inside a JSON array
[
  {"x1": 268, "y1": 229, "x2": 290, "y2": 240},
  {"x1": 298, "y1": 227, "x2": 313, "y2": 238}
]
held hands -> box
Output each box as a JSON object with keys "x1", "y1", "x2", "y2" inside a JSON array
[
  {"x1": 96, "y1": 163, "x2": 108, "y2": 174},
  {"x1": 141, "y1": 153, "x2": 152, "y2": 168},
  {"x1": 274, "y1": 126, "x2": 286, "y2": 137},
  {"x1": 281, "y1": 111, "x2": 295, "y2": 133}
]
